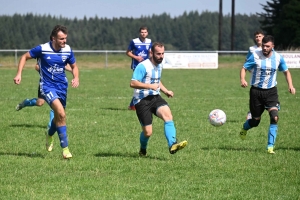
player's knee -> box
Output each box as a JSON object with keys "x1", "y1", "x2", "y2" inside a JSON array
[
  {"x1": 36, "y1": 99, "x2": 45, "y2": 106},
  {"x1": 143, "y1": 130, "x2": 152, "y2": 137},
  {"x1": 56, "y1": 112, "x2": 66, "y2": 122},
  {"x1": 269, "y1": 110, "x2": 279, "y2": 124},
  {"x1": 249, "y1": 118, "x2": 260, "y2": 127},
  {"x1": 142, "y1": 126, "x2": 153, "y2": 137}
]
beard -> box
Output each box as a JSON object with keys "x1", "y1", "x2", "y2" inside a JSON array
[
  {"x1": 263, "y1": 49, "x2": 271, "y2": 56},
  {"x1": 153, "y1": 56, "x2": 163, "y2": 64}
]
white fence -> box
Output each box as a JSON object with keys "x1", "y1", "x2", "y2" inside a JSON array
[{"x1": 1, "y1": 49, "x2": 300, "y2": 68}]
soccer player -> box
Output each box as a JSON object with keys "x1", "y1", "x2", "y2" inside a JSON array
[
  {"x1": 126, "y1": 26, "x2": 152, "y2": 110},
  {"x1": 16, "y1": 64, "x2": 73, "y2": 130},
  {"x1": 13, "y1": 25, "x2": 80, "y2": 159},
  {"x1": 239, "y1": 35, "x2": 296, "y2": 154},
  {"x1": 245, "y1": 30, "x2": 265, "y2": 120},
  {"x1": 130, "y1": 42, "x2": 187, "y2": 156},
  {"x1": 246, "y1": 30, "x2": 264, "y2": 59}
]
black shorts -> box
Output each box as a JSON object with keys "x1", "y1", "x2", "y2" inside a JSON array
[
  {"x1": 135, "y1": 95, "x2": 168, "y2": 126},
  {"x1": 249, "y1": 86, "x2": 280, "y2": 118},
  {"x1": 37, "y1": 84, "x2": 43, "y2": 98}
]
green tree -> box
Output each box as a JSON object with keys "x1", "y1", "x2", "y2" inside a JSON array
[{"x1": 259, "y1": 0, "x2": 300, "y2": 49}]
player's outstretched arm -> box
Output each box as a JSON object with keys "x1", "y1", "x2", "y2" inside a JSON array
[{"x1": 14, "y1": 52, "x2": 32, "y2": 85}]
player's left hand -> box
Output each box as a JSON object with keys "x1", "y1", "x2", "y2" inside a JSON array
[
  {"x1": 289, "y1": 87, "x2": 296, "y2": 94},
  {"x1": 165, "y1": 90, "x2": 174, "y2": 98},
  {"x1": 71, "y1": 78, "x2": 79, "y2": 88},
  {"x1": 13, "y1": 75, "x2": 21, "y2": 85}
]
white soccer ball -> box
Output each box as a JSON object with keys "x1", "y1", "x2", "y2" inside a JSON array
[{"x1": 208, "y1": 109, "x2": 226, "y2": 127}]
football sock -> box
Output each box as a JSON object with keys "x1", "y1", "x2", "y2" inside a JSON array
[
  {"x1": 140, "y1": 131, "x2": 149, "y2": 149},
  {"x1": 24, "y1": 98, "x2": 37, "y2": 106},
  {"x1": 267, "y1": 124, "x2": 278, "y2": 147},
  {"x1": 129, "y1": 97, "x2": 134, "y2": 107},
  {"x1": 57, "y1": 126, "x2": 68, "y2": 148},
  {"x1": 47, "y1": 110, "x2": 54, "y2": 129},
  {"x1": 164, "y1": 121, "x2": 177, "y2": 147},
  {"x1": 243, "y1": 120, "x2": 251, "y2": 130},
  {"x1": 48, "y1": 120, "x2": 56, "y2": 136}
]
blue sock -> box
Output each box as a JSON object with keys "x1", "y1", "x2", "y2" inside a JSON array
[
  {"x1": 243, "y1": 120, "x2": 251, "y2": 130},
  {"x1": 140, "y1": 131, "x2": 149, "y2": 149},
  {"x1": 24, "y1": 98, "x2": 37, "y2": 106},
  {"x1": 47, "y1": 110, "x2": 54, "y2": 129},
  {"x1": 164, "y1": 121, "x2": 177, "y2": 147},
  {"x1": 57, "y1": 126, "x2": 68, "y2": 148},
  {"x1": 48, "y1": 120, "x2": 56, "y2": 136},
  {"x1": 129, "y1": 97, "x2": 134, "y2": 107},
  {"x1": 268, "y1": 124, "x2": 278, "y2": 147}
]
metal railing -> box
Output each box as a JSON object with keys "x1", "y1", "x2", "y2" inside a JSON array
[{"x1": 1, "y1": 49, "x2": 300, "y2": 67}]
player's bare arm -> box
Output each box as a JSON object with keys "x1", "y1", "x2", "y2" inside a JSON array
[
  {"x1": 240, "y1": 67, "x2": 248, "y2": 88},
  {"x1": 126, "y1": 50, "x2": 144, "y2": 62},
  {"x1": 14, "y1": 52, "x2": 32, "y2": 85},
  {"x1": 159, "y1": 81, "x2": 173, "y2": 98},
  {"x1": 130, "y1": 80, "x2": 159, "y2": 90},
  {"x1": 70, "y1": 63, "x2": 80, "y2": 88},
  {"x1": 283, "y1": 70, "x2": 296, "y2": 94}
]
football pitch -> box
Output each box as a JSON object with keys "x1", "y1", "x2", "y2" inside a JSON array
[{"x1": 0, "y1": 63, "x2": 299, "y2": 199}]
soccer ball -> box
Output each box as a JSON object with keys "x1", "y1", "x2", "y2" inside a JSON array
[{"x1": 208, "y1": 109, "x2": 226, "y2": 127}]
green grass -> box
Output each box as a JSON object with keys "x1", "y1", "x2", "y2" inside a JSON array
[{"x1": 0, "y1": 65, "x2": 299, "y2": 199}]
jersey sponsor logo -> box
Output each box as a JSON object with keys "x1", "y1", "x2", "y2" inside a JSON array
[
  {"x1": 151, "y1": 78, "x2": 160, "y2": 83},
  {"x1": 48, "y1": 64, "x2": 64, "y2": 73},
  {"x1": 138, "y1": 50, "x2": 147, "y2": 58}
]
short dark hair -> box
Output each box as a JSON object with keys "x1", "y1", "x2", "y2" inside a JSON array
[
  {"x1": 262, "y1": 35, "x2": 274, "y2": 44},
  {"x1": 254, "y1": 30, "x2": 264, "y2": 36},
  {"x1": 151, "y1": 42, "x2": 164, "y2": 53},
  {"x1": 50, "y1": 25, "x2": 68, "y2": 38},
  {"x1": 139, "y1": 26, "x2": 148, "y2": 32}
]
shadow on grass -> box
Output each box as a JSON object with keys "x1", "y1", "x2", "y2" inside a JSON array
[
  {"x1": 94, "y1": 152, "x2": 167, "y2": 160},
  {"x1": 99, "y1": 107, "x2": 131, "y2": 111},
  {"x1": 200, "y1": 146, "x2": 300, "y2": 152},
  {"x1": 10, "y1": 124, "x2": 46, "y2": 129},
  {"x1": 276, "y1": 147, "x2": 300, "y2": 151},
  {"x1": 200, "y1": 146, "x2": 261, "y2": 152},
  {"x1": 0, "y1": 151, "x2": 44, "y2": 158},
  {"x1": 226, "y1": 120, "x2": 240, "y2": 123}
]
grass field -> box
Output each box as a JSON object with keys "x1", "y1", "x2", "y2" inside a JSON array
[{"x1": 0, "y1": 57, "x2": 300, "y2": 199}]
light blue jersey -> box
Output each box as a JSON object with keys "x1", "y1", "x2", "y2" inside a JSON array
[
  {"x1": 243, "y1": 49, "x2": 288, "y2": 89},
  {"x1": 131, "y1": 59, "x2": 162, "y2": 105},
  {"x1": 127, "y1": 38, "x2": 152, "y2": 70}
]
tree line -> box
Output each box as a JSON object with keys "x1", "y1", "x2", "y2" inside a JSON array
[{"x1": 0, "y1": 0, "x2": 298, "y2": 51}]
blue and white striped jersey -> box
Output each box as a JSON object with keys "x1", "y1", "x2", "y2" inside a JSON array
[
  {"x1": 243, "y1": 49, "x2": 288, "y2": 89},
  {"x1": 127, "y1": 38, "x2": 152, "y2": 70},
  {"x1": 246, "y1": 45, "x2": 261, "y2": 59},
  {"x1": 131, "y1": 59, "x2": 162, "y2": 105},
  {"x1": 29, "y1": 42, "x2": 76, "y2": 89}
]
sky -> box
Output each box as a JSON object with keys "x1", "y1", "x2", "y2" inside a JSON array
[{"x1": 0, "y1": 0, "x2": 268, "y2": 19}]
